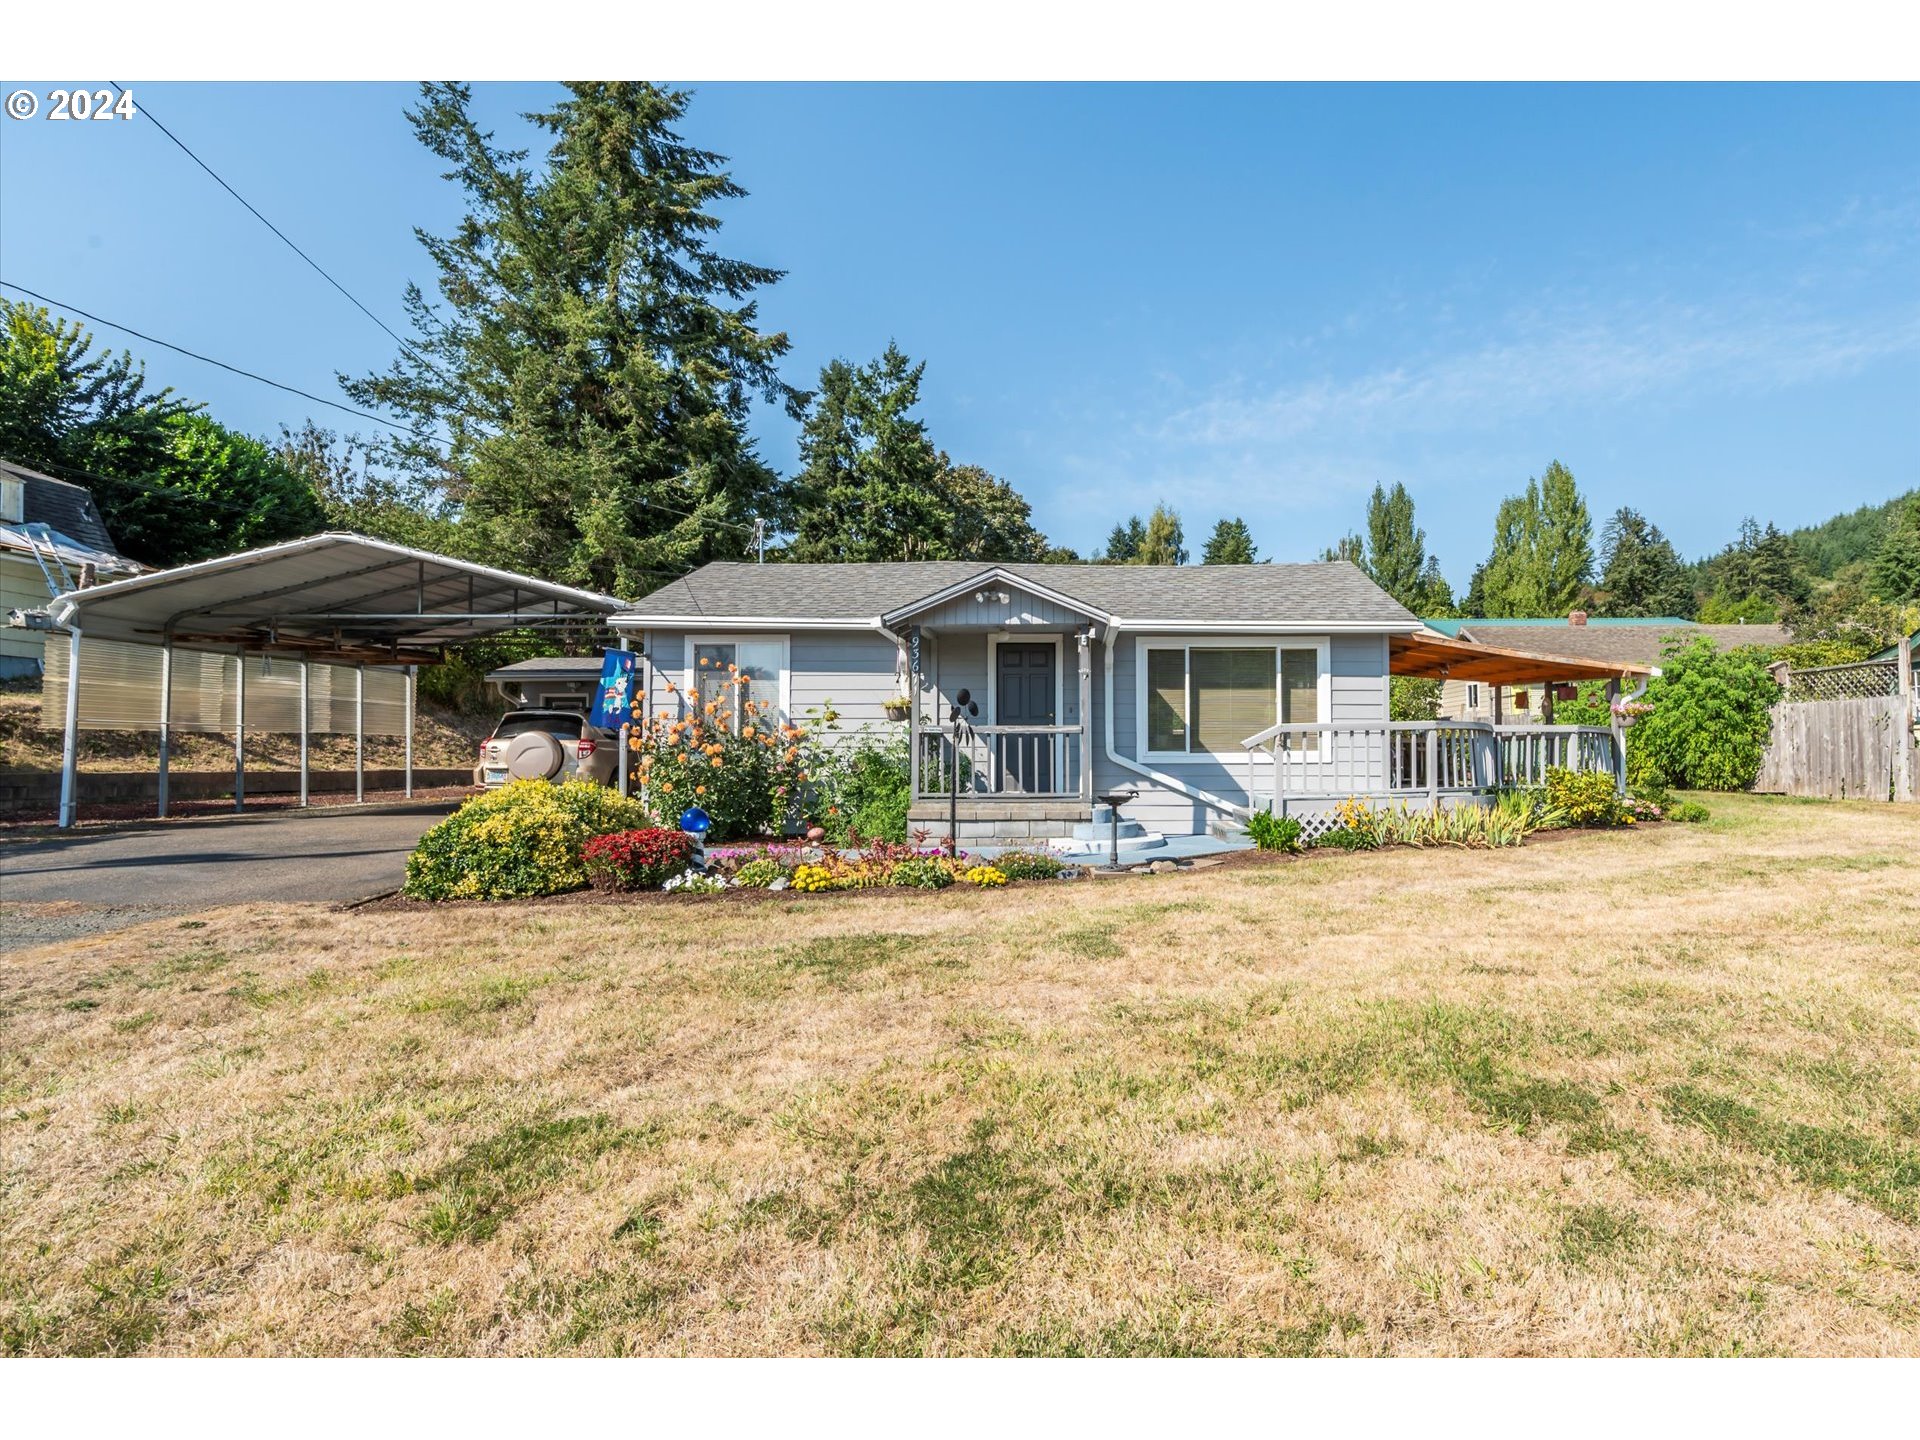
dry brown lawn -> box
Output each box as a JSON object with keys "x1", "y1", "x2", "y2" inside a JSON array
[{"x1": 3, "y1": 792, "x2": 1917, "y2": 1356}]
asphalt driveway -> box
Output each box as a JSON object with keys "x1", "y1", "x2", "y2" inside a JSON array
[{"x1": 0, "y1": 802, "x2": 456, "y2": 919}]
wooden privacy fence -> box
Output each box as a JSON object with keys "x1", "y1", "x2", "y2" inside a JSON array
[{"x1": 1752, "y1": 695, "x2": 1914, "y2": 800}]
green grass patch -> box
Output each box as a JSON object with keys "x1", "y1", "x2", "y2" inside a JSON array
[
  {"x1": 1557, "y1": 1203, "x2": 1650, "y2": 1268},
  {"x1": 1662, "y1": 1084, "x2": 1920, "y2": 1222},
  {"x1": 774, "y1": 932, "x2": 918, "y2": 982},
  {"x1": 414, "y1": 1114, "x2": 649, "y2": 1244}
]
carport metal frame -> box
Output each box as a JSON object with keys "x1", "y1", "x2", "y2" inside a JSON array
[{"x1": 46, "y1": 533, "x2": 627, "y2": 828}]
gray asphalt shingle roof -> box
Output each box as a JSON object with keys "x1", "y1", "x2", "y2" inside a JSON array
[
  {"x1": 1454, "y1": 621, "x2": 1792, "y2": 667},
  {"x1": 1, "y1": 458, "x2": 130, "y2": 559},
  {"x1": 620, "y1": 560, "x2": 1416, "y2": 627}
]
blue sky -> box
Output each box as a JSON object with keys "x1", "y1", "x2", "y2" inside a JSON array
[{"x1": 2, "y1": 82, "x2": 1915, "y2": 586}]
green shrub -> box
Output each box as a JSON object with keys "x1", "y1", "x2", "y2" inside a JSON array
[
  {"x1": 733, "y1": 857, "x2": 791, "y2": 888},
  {"x1": 992, "y1": 850, "x2": 1066, "y2": 880},
  {"x1": 1245, "y1": 810, "x2": 1304, "y2": 853},
  {"x1": 1628, "y1": 637, "x2": 1778, "y2": 792},
  {"x1": 1629, "y1": 775, "x2": 1670, "y2": 809},
  {"x1": 1544, "y1": 766, "x2": 1622, "y2": 826},
  {"x1": 1668, "y1": 799, "x2": 1711, "y2": 823},
  {"x1": 1312, "y1": 827, "x2": 1374, "y2": 852},
  {"x1": 404, "y1": 779, "x2": 650, "y2": 900},
  {"x1": 888, "y1": 857, "x2": 954, "y2": 890},
  {"x1": 819, "y1": 736, "x2": 912, "y2": 844}
]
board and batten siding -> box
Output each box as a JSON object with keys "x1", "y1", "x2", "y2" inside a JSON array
[{"x1": 910, "y1": 587, "x2": 1086, "y2": 630}]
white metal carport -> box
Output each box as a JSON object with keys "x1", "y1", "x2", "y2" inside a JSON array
[{"x1": 44, "y1": 533, "x2": 627, "y2": 828}]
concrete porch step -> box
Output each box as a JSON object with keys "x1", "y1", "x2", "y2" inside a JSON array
[{"x1": 1054, "y1": 828, "x2": 1167, "y2": 855}]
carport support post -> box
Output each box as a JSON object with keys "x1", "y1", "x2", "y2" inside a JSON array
[
  {"x1": 57, "y1": 625, "x2": 82, "y2": 830},
  {"x1": 354, "y1": 665, "x2": 365, "y2": 804},
  {"x1": 404, "y1": 665, "x2": 416, "y2": 798},
  {"x1": 157, "y1": 642, "x2": 173, "y2": 819},
  {"x1": 298, "y1": 659, "x2": 311, "y2": 808},
  {"x1": 233, "y1": 651, "x2": 246, "y2": 813}
]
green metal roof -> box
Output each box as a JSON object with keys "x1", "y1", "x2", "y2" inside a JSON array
[{"x1": 1420, "y1": 616, "x2": 1691, "y2": 637}]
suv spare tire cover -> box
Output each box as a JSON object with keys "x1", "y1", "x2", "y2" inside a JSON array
[{"x1": 504, "y1": 730, "x2": 567, "y2": 781}]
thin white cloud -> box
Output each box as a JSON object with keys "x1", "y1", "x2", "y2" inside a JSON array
[{"x1": 1156, "y1": 299, "x2": 1920, "y2": 450}]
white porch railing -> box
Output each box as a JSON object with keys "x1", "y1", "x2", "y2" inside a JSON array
[
  {"x1": 1238, "y1": 720, "x2": 1619, "y2": 815},
  {"x1": 916, "y1": 724, "x2": 1087, "y2": 801}
]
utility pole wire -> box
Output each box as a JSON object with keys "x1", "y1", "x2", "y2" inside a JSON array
[{"x1": 0, "y1": 281, "x2": 447, "y2": 442}]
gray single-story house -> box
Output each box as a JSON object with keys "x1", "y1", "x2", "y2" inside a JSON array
[{"x1": 610, "y1": 561, "x2": 1632, "y2": 845}]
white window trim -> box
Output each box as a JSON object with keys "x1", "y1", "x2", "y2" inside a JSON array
[
  {"x1": 1134, "y1": 633, "x2": 1331, "y2": 764},
  {"x1": 0, "y1": 477, "x2": 23, "y2": 524},
  {"x1": 984, "y1": 631, "x2": 1066, "y2": 730},
  {"x1": 1465, "y1": 682, "x2": 1481, "y2": 712},
  {"x1": 682, "y1": 633, "x2": 792, "y2": 726}
]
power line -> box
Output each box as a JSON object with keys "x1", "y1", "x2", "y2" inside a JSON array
[
  {"x1": 111, "y1": 81, "x2": 422, "y2": 363},
  {"x1": 0, "y1": 281, "x2": 440, "y2": 440}
]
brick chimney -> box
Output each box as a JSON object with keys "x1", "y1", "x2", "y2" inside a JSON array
[{"x1": 1568, "y1": 610, "x2": 1588, "y2": 627}]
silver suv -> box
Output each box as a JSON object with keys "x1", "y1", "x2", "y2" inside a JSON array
[{"x1": 478, "y1": 709, "x2": 618, "y2": 789}]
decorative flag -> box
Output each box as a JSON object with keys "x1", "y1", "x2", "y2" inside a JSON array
[{"x1": 588, "y1": 648, "x2": 638, "y2": 730}]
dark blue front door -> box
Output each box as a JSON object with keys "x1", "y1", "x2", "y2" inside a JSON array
[{"x1": 996, "y1": 643, "x2": 1056, "y2": 792}]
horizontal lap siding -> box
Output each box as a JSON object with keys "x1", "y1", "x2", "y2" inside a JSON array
[
  {"x1": 640, "y1": 628, "x2": 901, "y2": 746},
  {"x1": 1100, "y1": 631, "x2": 1394, "y2": 832},
  {"x1": 790, "y1": 632, "x2": 900, "y2": 740}
]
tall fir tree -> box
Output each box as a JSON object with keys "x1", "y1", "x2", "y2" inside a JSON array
[
  {"x1": 1201, "y1": 517, "x2": 1257, "y2": 564},
  {"x1": 347, "y1": 82, "x2": 799, "y2": 596},
  {"x1": 1701, "y1": 518, "x2": 1814, "y2": 620},
  {"x1": 786, "y1": 345, "x2": 1052, "y2": 562},
  {"x1": 1104, "y1": 517, "x2": 1148, "y2": 563},
  {"x1": 1597, "y1": 507, "x2": 1695, "y2": 617},
  {"x1": 1869, "y1": 496, "x2": 1920, "y2": 604},
  {"x1": 787, "y1": 345, "x2": 946, "y2": 561}
]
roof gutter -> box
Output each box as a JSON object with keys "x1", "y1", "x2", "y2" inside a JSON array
[
  {"x1": 1101, "y1": 623, "x2": 1248, "y2": 822},
  {"x1": 609, "y1": 614, "x2": 886, "y2": 632}
]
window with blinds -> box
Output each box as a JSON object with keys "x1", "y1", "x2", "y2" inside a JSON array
[
  {"x1": 1191, "y1": 648, "x2": 1276, "y2": 751},
  {"x1": 1146, "y1": 648, "x2": 1188, "y2": 752},
  {"x1": 1143, "y1": 644, "x2": 1320, "y2": 756}
]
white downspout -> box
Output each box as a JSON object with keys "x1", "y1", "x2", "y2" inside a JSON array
[{"x1": 1101, "y1": 624, "x2": 1247, "y2": 819}]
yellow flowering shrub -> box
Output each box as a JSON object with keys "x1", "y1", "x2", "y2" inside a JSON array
[
  {"x1": 790, "y1": 863, "x2": 835, "y2": 893},
  {"x1": 403, "y1": 778, "x2": 649, "y2": 900},
  {"x1": 964, "y1": 865, "x2": 1008, "y2": 888}
]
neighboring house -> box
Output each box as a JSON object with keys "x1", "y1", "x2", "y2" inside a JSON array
[
  {"x1": 1425, "y1": 612, "x2": 1792, "y2": 723},
  {"x1": 0, "y1": 459, "x2": 145, "y2": 679},
  {"x1": 612, "y1": 561, "x2": 1630, "y2": 844},
  {"x1": 485, "y1": 654, "x2": 605, "y2": 711}
]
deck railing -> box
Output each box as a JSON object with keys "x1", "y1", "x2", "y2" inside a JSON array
[
  {"x1": 915, "y1": 724, "x2": 1086, "y2": 801},
  {"x1": 1238, "y1": 720, "x2": 1618, "y2": 816}
]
